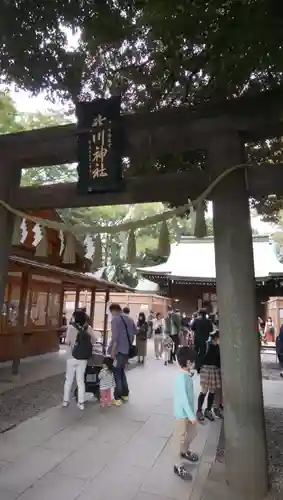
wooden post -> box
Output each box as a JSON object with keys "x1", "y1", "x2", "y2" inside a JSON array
[
  {"x1": 75, "y1": 286, "x2": 80, "y2": 310},
  {"x1": 168, "y1": 279, "x2": 173, "y2": 306},
  {"x1": 209, "y1": 133, "x2": 268, "y2": 499},
  {"x1": 89, "y1": 288, "x2": 96, "y2": 328},
  {"x1": 12, "y1": 271, "x2": 29, "y2": 375},
  {"x1": 102, "y1": 289, "x2": 110, "y2": 353},
  {"x1": 59, "y1": 286, "x2": 65, "y2": 323},
  {"x1": 0, "y1": 166, "x2": 22, "y2": 312}
]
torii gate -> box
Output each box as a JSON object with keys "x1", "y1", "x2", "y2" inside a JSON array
[{"x1": 1, "y1": 89, "x2": 283, "y2": 499}]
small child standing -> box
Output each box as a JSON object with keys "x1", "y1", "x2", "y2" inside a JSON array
[
  {"x1": 173, "y1": 346, "x2": 199, "y2": 481},
  {"x1": 98, "y1": 357, "x2": 115, "y2": 408},
  {"x1": 163, "y1": 334, "x2": 173, "y2": 366}
]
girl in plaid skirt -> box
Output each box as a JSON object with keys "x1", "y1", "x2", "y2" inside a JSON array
[{"x1": 196, "y1": 329, "x2": 222, "y2": 422}]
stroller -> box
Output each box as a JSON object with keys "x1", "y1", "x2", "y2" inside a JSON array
[{"x1": 74, "y1": 341, "x2": 104, "y2": 402}]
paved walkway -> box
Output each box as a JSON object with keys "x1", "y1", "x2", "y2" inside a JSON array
[{"x1": 0, "y1": 349, "x2": 221, "y2": 500}]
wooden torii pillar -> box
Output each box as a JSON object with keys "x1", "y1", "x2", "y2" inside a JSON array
[
  {"x1": 209, "y1": 133, "x2": 268, "y2": 499},
  {"x1": 0, "y1": 166, "x2": 22, "y2": 309}
]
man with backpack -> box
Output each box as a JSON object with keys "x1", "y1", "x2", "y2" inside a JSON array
[{"x1": 63, "y1": 309, "x2": 98, "y2": 410}]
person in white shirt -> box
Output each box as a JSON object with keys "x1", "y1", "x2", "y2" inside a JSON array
[
  {"x1": 63, "y1": 309, "x2": 97, "y2": 410},
  {"x1": 153, "y1": 312, "x2": 164, "y2": 359}
]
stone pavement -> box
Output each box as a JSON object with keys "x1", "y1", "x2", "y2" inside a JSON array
[{"x1": 0, "y1": 350, "x2": 221, "y2": 500}]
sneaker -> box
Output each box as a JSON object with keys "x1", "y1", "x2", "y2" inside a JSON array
[
  {"x1": 173, "y1": 464, "x2": 192, "y2": 481},
  {"x1": 204, "y1": 409, "x2": 215, "y2": 421},
  {"x1": 196, "y1": 410, "x2": 205, "y2": 422},
  {"x1": 112, "y1": 399, "x2": 122, "y2": 406},
  {"x1": 77, "y1": 403, "x2": 85, "y2": 410},
  {"x1": 62, "y1": 401, "x2": 69, "y2": 408},
  {"x1": 121, "y1": 396, "x2": 129, "y2": 402},
  {"x1": 164, "y1": 361, "x2": 168, "y2": 366},
  {"x1": 181, "y1": 451, "x2": 199, "y2": 463}
]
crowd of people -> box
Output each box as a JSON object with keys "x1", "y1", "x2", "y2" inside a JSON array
[
  {"x1": 258, "y1": 316, "x2": 276, "y2": 344},
  {"x1": 61, "y1": 303, "x2": 222, "y2": 482},
  {"x1": 60, "y1": 303, "x2": 283, "y2": 482}
]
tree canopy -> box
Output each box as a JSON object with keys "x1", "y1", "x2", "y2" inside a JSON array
[
  {"x1": 1, "y1": 1, "x2": 283, "y2": 105},
  {"x1": 1, "y1": 2, "x2": 283, "y2": 219}
]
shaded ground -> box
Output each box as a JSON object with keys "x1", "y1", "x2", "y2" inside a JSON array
[{"x1": 215, "y1": 408, "x2": 283, "y2": 499}]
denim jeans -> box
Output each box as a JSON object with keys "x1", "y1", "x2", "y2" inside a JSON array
[{"x1": 114, "y1": 353, "x2": 129, "y2": 399}]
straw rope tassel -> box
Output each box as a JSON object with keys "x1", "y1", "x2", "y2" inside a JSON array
[
  {"x1": 92, "y1": 234, "x2": 103, "y2": 269},
  {"x1": 12, "y1": 216, "x2": 22, "y2": 246},
  {"x1": 158, "y1": 220, "x2": 171, "y2": 257},
  {"x1": 190, "y1": 205, "x2": 197, "y2": 235},
  {"x1": 194, "y1": 200, "x2": 207, "y2": 238},
  {"x1": 35, "y1": 227, "x2": 49, "y2": 257},
  {"x1": 127, "y1": 229, "x2": 136, "y2": 264},
  {"x1": 62, "y1": 232, "x2": 77, "y2": 264}
]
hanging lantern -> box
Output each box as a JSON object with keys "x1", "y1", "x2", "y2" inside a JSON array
[
  {"x1": 158, "y1": 220, "x2": 170, "y2": 257},
  {"x1": 127, "y1": 229, "x2": 136, "y2": 264}
]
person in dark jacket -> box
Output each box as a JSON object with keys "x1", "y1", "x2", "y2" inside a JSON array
[
  {"x1": 196, "y1": 329, "x2": 222, "y2": 422},
  {"x1": 276, "y1": 324, "x2": 283, "y2": 377},
  {"x1": 191, "y1": 309, "x2": 213, "y2": 373},
  {"x1": 136, "y1": 312, "x2": 148, "y2": 364},
  {"x1": 170, "y1": 309, "x2": 181, "y2": 362}
]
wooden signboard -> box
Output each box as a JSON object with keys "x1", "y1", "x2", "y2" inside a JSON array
[{"x1": 76, "y1": 96, "x2": 123, "y2": 193}]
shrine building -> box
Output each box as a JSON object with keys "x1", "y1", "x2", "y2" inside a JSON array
[
  {"x1": 1, "y1": 209, "x2": 130, "y2": 366},
  {"x1": 139, "y1": 235, "x2": 283, "y2": 320}
]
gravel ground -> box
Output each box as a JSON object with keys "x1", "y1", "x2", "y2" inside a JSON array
[
  {"x1": 262, "y1": 360, "x2": 282, "y2": 381},
  {"x1": 216, "y1": 408, "x2": 283, "y2": 499},
  {"x1": 0, "y1": 361, "x2": 137, "y2": 433},
  {"x1": 0, "y1": 373, "x2": 64, "y2": 433}
]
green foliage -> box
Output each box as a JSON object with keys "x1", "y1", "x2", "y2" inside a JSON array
[
  {"x1": 1, "y1": 1, "x2": 283, "y2": 104},
  {"x1": 1, "y1": 2, "x2": 282, "y2": 219},
  {"x1": 0, "y1": 92, "x2": 76, "y2": 184}
]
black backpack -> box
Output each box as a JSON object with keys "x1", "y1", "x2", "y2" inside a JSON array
[{"x1": 72, "y1": 325, "x2": 93, "y2": 360}]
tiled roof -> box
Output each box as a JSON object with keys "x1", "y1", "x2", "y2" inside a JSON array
[
  {"x1": 10, "y1": 255, "x2": 132, "y2": 291},
  {"x1": 135, "y1": 278, "x2": 160, "y2": 292},
  {"x1": 138, "y1": 236, "x2": 283, "y2": 280}
]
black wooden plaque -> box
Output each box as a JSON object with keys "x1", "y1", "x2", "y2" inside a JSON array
[{"x1": 76, "y1": 96, "x2": 123, "y2": 194}]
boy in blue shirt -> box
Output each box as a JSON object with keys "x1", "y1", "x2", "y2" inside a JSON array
[{"x1": 173, "y1": 346, "x2": 199, "y2": 480}]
